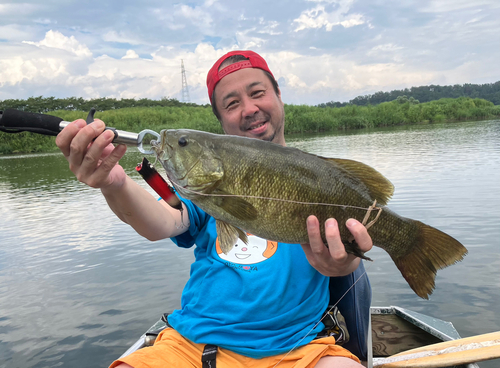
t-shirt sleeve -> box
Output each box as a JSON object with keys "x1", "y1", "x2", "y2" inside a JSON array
[{"x1": 171, "y1": 198, "x2": 210, "y2": 248}]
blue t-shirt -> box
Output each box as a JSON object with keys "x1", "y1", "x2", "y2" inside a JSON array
[{"x1": 168, "y1": 199, "x2": 330, "y2": 359}]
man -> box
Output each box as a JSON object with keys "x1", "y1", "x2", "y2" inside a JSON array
[{"x1": 56, "y1": 50, "x2": 372, "y2": 368}]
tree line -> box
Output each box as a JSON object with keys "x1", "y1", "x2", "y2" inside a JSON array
[
  {"x1": 285, "y1": 96, "x2": 499, "y2": 133},
  {"x1": 2, "y1": 80, "x2": 499, "y2": 114},
  {"x1": 0, "y1": 96, "x2": 203, "y2": 114},
  {"x1": 318, "y1": 81, "x2": 500, "y2": 108}
]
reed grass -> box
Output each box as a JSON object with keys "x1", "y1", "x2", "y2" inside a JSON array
[{"x1": 1, "y1": 97, "x2": 499, "y2": 154}]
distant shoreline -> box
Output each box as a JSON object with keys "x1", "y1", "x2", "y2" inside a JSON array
[{"x1": 2, "y1": 96, "x2": 499, "y2": 154}]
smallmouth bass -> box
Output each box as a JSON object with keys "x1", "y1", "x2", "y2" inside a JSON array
[{"x1": 153, "y1": 129, "x2": 467, "y2": 299}]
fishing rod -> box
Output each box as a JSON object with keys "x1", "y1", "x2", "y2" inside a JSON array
[{"x1": 0, "y1": 108, "x2": 182, "y2": 210}]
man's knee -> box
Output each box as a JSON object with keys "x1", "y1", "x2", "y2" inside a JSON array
[
  {"x1": 315, "y1": 356, "x2": 364, "y2": 368},
  {"x1": 113, "y1": 363, "x2": 134, "y2": 368}
]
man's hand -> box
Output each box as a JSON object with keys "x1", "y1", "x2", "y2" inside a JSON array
[
  {"x1": 56, "y1": 118, "x2": 128, "y2": 190},
  {"x1": 301, "y1": 216, "x2": 372, "y2": 277}
]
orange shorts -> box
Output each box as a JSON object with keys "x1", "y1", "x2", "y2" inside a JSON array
[{"x1": 110, "y1": 328, "x2": 360, "y2": 368}]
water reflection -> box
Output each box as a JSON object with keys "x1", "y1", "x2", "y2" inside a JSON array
[{"x1": 1, "y1": 120, "x2": 499, "y2": 367}]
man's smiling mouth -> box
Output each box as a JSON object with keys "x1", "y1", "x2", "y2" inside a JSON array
[{"x1": 248, "y1": 122, "x2": 266, "y2": 130}]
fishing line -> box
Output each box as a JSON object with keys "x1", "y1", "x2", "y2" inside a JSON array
[
  {"x1": 271, "y1": 261, "x2": 373, "y2": 368},
  {"x1": 151, "y1": 148, "x2": 384, "y2": 214},
  {"x1": 167, "y1": 177, "x2": 384, "y2": 214}
]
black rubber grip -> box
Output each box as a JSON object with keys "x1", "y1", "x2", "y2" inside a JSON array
[{"x1": 0, "y1": 109, "x2": 63, "y2": 136}]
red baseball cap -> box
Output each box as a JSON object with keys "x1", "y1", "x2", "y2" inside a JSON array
[{"x1": 206, "y1": 50, "x2": 274, "y2": 104}]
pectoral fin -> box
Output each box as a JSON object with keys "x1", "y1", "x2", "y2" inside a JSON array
[
  {"x1": 216, "y1": 220, "x2": 249, "y2": 254},
  {"x1": 321, "y1": 157, "x2": 394, "y2": 205},
  {"x1": 213, "y1": 189, "x2": 258, "y2": 221}
]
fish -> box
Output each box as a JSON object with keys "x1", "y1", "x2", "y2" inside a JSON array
[{"x1": 153, "y1": 129, "x2": 467, "y2": 299}]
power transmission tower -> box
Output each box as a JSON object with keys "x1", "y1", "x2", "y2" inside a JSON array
[{"x1": 181, "y1": 59, "x2": 190, "y2": 103}]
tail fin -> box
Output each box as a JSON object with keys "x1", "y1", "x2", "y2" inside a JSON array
[{"x1": 392, "y1": 221, "x2": 467, "y2": 299}]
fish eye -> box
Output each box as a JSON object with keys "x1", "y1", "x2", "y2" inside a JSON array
[{"x1": 178, "y1": 136, "x2": 188, "y2": 147}]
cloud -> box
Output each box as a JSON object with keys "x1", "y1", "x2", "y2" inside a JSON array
[
  {"x1": 293, "y1": 0, "x2": 366, "y2": 31},
  {"x1": 102, "y1": 31, "x2": 144, "y2": 46},
  {"x1": 0, "y1": 0, "x2": 499, "y2": 105},
  {"x1": 151, "y1": 2, "x2": 215, "y2": 33},
  {"x1": 256, "y1": 19, "x2": 282, "y2": 36},
  {"x1": 0, "y1": 3, "x2": 40, "y2": 16},
  {"x1": 23, "y1": 30, "x2": 92, "y2": 58},
  {"x1": 122, "y1": 50, "x2": 139, "y2": 59},
  {"x1": 0, "y1": 25, "x2": 36, "y2": 41},
  {"x1": 420, "y1": 0, "x2": 500, "y2": 13},
  {"x1": 268, "y1": 51, "x2": 439, "y2": 104},
  {"x1": 0, "y1": 31, "x2": 93, "y2": 96},
  {"x1": 0, "y1": 30, "x2": 220, "y2": 102}
]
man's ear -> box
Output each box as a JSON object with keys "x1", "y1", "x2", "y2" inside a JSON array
[{"x1": 278, "y1": 88, "x2": 285, "y2": 107}]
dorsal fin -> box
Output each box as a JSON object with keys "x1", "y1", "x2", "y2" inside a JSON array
[{"x1": 322, "y1": 157, "x2": 394, "y2": 205}]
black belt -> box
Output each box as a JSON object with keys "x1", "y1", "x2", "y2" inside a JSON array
[{"x1": 202, "y1": 344, "x2": 218, "y2": 368}]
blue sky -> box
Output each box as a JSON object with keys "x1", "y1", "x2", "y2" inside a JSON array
[{"x1": 1, "y1": 0, "x2": 499, "y2": 105}]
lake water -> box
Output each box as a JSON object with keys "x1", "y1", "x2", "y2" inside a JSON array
[{"x1": 1, "y1": 120, "x2": 499, "y2": 368}]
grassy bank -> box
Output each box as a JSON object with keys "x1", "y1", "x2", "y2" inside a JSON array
[
  {"x1": 285, "y1": 96, "x2": 500, "y2": 133},
  {"x1": 0, "y1": 106, "x2": 222, "y2": 154},
  {"x1": 1, "y1": 97, "x2": 499, "y2": 154}
]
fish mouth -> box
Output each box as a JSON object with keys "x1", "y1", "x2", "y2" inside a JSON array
[{"x1": 155, "y1": 139, "x2": 174, "y2": 161}]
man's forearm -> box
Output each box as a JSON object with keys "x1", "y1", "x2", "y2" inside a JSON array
[{"x1": 101, "y1": 176, "x2": 187, "y2": 241}]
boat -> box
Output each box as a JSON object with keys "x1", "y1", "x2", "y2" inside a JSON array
[
  {"x1": 369, "y1": 306, "x2": 479, "y2": 368},
  {"x1": 119, "y1": 306, "x2": 479, "y2": 368}
]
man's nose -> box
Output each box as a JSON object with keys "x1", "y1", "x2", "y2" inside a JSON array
[{"x1": 241, "y1": 97, "x2": 259, "y2": 118}]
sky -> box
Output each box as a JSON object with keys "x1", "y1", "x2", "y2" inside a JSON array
[{"x1": 1, "y1": 0, "x2": 499, "y2": 106}]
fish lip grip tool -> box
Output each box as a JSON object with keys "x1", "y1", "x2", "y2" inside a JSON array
[{"x1": 0, "y1": 107, "x2": 161, "y2": 155}]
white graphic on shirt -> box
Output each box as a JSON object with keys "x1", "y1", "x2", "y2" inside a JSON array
[{"x1": 216, "y1": 234, "x2": 278, "y2": 265}]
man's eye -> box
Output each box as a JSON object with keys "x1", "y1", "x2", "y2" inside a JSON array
[
  {"x1": 226, "y1": 101, "x2": 238, "y2": 109},
  {"x1": 252, "y1": 90, "x2": 265, "y2": 98}
]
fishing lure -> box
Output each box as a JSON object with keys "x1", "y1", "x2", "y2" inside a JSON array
[{"x1": 136, "y1": 157, "x2": 182, "y2": 211}]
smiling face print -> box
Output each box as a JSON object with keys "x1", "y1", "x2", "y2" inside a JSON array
[{"x1": 216, "y1": 234, "x2": 278, "y2": 265}]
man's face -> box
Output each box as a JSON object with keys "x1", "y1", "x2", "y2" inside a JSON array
[{"x1": 213, "y1": 68, "x2": 286, "y2": 146}]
